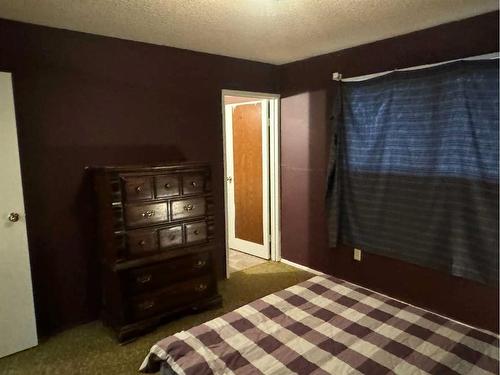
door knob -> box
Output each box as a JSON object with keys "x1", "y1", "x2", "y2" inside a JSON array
[
  {"x1": 226, "y1": 176, "x2": 232, "y2": 183},
  {"x1": 8, "y1": 212, "x2": 19, "y2": 222}
]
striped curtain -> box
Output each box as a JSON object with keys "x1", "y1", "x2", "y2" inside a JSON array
[{"x1": 327, "y1": 59, "x2": 499, "y2": 285}]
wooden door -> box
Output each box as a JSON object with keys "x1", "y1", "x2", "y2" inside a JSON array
[
  {"x1": 0, "y1": 72, "x2": 38, "y2": 358},
  {"x1": 225, "y1": 100, "x2": 270, "y2": 259}
]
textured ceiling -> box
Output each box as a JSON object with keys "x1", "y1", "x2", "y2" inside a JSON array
[{"x1": 0, "y1": 0, "x2": 497, "y2": 64}]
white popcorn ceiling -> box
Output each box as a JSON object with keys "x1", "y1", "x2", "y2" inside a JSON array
[{"x1": 0, "y1": 0, "x2": 497, "y2": 64}]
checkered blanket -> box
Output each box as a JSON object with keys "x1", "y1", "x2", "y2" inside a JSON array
[{"x1": 140, "y1": 275, "x2": 499, "y2": 374}]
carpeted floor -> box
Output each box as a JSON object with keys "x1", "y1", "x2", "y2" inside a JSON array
[{"x1": 0, "y1": 261, "x2": 312, "y2": 375}]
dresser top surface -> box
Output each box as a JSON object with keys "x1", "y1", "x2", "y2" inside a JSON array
[{"x1": 85, "y1": 161, "x2": 209, "y2": 173}]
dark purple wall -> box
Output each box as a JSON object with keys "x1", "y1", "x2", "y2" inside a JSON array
[
  {"x1": 2, "y1": 11, "x2": 498, "y2": 336},
  {"x1": 0, "y1": 18, "x2": 277, "y2": 334},
  {"x1": 279, "y1": 11, "x2": 499, "y2": 332}
]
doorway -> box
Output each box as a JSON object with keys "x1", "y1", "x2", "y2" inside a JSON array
[{"x1": 222, "y1": 90, "x2": 280, "y2": 277}]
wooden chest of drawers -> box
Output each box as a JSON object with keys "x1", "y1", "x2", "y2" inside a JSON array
[{"x1": 88, "y1": 162, "x2": 222, "y2": 341}]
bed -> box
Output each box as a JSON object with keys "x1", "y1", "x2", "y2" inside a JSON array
[{"x1": 140, "y1": 275, "x2": 499, "y2": 374}]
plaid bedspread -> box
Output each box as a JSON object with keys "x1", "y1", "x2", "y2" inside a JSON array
[{"x1": 140, "y1": 275, "x2": 499, "y2": 374}]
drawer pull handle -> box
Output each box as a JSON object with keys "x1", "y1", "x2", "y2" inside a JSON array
[
  {"x1": 141, "y1": 210, "x2": 155, "y2": 218},
  {"x1": 194, "y1": 229, "x2": 200, "y2": 235},
  {"x1": 138, "y1": 300, "x2": 155, "y2": 310},
  {"x1": 169, "y1": 234, "x2": 176, "y2": 241},
  {"x1": 136, "y1": 274, "x2": 152, "y2": 284},
  {"x1": 195, "y1": 283, "x2": 208, "y2": 292},
  {"x1": 191, "y1": 181, "x2": 197, "y2": 187},
  {"x1": 135, "y1": 186, "x2": 143, "y2": 193},
  {"x1": 183, "y1": 204, "x2": 194, "y2": 211},
  {"x1": 164, "y1": 183, "x2": 171, "y2": 189},
  {"x1": 194, "y1": 260, "x2": 206, "y2": 268},
  {"x1": 138, "y1": 240, "x2": 146, "y2": 246}
]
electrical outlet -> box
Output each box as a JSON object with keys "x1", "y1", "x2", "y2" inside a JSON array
[{"x1": 353, "y1": 248, "x2": 362, "y2": 261}]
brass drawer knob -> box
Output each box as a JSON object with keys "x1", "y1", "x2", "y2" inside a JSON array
[
  {"x1": 138, "y1": 240, "x2": 146, "y2": 246},
  {"x1": 169, "y1": 234, "x2": 176, "y2": 241},
  {"x1": 195, "y1": 283, "x2": 207, "y2": 292},
  {"x1": 194, "y1": 259, "x2": 206, "y2": 268},
  {"x1": 191, "y1": 181, "x2": 197, "y2": 187},
  {"x1": 183, "y1": 204, "x2": 194, "y2": 211},
  {"x1": 164, "y1": 183, "x2": 171, "y2": 189},
  {"x1": 135, "y1": 186, "x2": 143, "y2": 193},
  {"x1": 138, "y1": 300, "x2": 155, "y2": 310},
  {"x1": 136, "y1": 274, "x2": 152, "y2": 284},
  {"x1": 141, "y1": 210, "x2": 155, "y2": 218},
  {"x1": 193, "y1": 229, "x2": 199, "y2": 235}
]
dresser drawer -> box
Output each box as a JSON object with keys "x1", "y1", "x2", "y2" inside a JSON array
[
  {"x1": 155, "y1": 175, "x2": 180, "y2": 198},
  {"x1": 158, "y1": 225, "x2": 183, "y2": 249},
  {"x1": 127, "y1": 229, "x2": 158, "y2": 255},
  {"x1": 125, "y1": 251, "x2": 211, "y2": 294},
  {"x1": 121, "y1": 176, "x2": 153, "y2": 202},
  {"x1": 171, "y1": 197, "x2": 206, "y2": 221},
  {"x1": 182, "y1": 173, "x2": 205, "y2": 195},
  {"x1": 129, "y1": 275, "x2": 214, "y2": 320},
  {"x1": 124, "y1": 202, "x2": 168, "y2": 228},
  {"x1": 185, "y1": 221, "x2": 208, "y2": 244}
]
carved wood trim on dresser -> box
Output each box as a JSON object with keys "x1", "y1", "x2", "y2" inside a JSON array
[{"x1": 87, "y1": 162, "x2": 222, "y2": 341}]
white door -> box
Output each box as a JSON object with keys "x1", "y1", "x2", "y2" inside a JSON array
[
  {"x1": 0, "y1": 72, "x2": 38, "y2": 358},
  {"x1": 225, "y1": 100, "x2": 270, "y2": 259}
]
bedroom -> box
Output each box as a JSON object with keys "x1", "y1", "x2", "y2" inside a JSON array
[{"x1": 0, "y1": 1, "x2": 498, "y2": 374}]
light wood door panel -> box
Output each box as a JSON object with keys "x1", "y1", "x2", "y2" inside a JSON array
[
  {"x1": 233, "y1": 103, "x2": 264, "y2": 244},
  {"x1": 225, "y1": 99, "x2": 270, "y2": 259}
]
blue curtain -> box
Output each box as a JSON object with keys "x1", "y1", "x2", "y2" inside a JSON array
[{"x1": 327, "y1": 59, "x2": 499, "y2": 285}]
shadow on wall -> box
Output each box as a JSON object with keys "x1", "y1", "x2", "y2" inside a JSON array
[
  {"x1": 306, "y1": 89, "x2": 333, "y2": 272},
  {"x1": 25, "y1": 144, "x2": 186, "y2": 334},
  {"x1": 280, "y1": 89, "x2": 333, "y2": 274}
]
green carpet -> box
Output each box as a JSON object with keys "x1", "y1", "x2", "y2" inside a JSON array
[{"x1": 0, "y1": 262, "x2": 312, "y2": 375}]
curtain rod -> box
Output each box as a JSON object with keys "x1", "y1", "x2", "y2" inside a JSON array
[{"x1": 332, "y1": 52, "x2": 499, "y2": 82}]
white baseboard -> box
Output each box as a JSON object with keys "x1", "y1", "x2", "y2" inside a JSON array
[{"x1": 280, "y1": 258, "x2": 326, "y2": 276}]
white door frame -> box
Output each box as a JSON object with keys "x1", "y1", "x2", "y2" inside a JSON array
[{"x1": 222, "y1": 89, "x2": 281, "y2": 278}]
